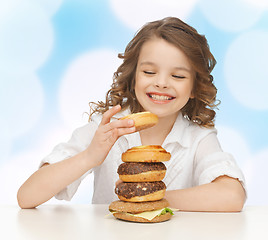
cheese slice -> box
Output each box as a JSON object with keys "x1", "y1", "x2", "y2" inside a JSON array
[
  {"x1": 109, "y1": 207, "x2": 179, "y2": 221},
  {"x1": 129, "y1": 208, "x2": 166, "y2": 221}
]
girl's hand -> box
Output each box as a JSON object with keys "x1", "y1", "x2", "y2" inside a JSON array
[{"x1": 86, "y1": 105, "x2": 135, "y2": 167}]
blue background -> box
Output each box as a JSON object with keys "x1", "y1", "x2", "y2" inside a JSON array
[{"x1": 1, "y1": 0, "x2": 268, "y2": 205}]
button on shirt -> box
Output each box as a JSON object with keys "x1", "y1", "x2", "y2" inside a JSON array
[{"x1": 40, "y1": 109, "x2": 246, "y2": 204}]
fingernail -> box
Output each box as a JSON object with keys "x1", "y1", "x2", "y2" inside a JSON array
[{"x1": 128, "y1": 119, "x2": 134, "y2": 125}]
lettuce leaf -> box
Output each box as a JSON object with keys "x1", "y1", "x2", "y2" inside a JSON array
[{"x1": 159, "y1": 207, "x2": 174, "y2": 216}]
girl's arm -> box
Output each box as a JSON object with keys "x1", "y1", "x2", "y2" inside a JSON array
[
  {"x1": 165, "y1": 175, "x2": 246, "y2": 212},
  {"x1": 17, "y1": 149, "x2": 96, "y2": 209},
  {"x1": 17, "y1": 105, "x2": 135, "y2": 209}
]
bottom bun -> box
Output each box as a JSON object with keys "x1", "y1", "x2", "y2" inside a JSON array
[
  {"x1": 109, "y1": 199, "x2": 170, "y2": 214},
  {"x1": 113, "y1": 212, "x2": 172, "y2": 223}
]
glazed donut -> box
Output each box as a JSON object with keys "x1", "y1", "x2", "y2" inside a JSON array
[
  {"x1": 115, "y1": 181, "x2": 166, "y2": 202},
  {"x1": 120, "y1": 112, "x2": 158, "y2": 131},
  {"x1": 117, "y1": 162, "x2": 166, "y2": 182},
  {"x1": 122, "y1": 145, "x2": 171, "y2": 163}
]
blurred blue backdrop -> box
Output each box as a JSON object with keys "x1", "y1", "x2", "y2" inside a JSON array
[{"x1": 1, "y1": 0, "x2": 268, "y2": 205}]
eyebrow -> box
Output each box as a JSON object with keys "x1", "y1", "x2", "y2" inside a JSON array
[
  {"x1": 140, "y1": 61, "x2": 191, "y2": 72},
  {"x1": 174, "y1": 66, "x2": 191, "y2": 72}
]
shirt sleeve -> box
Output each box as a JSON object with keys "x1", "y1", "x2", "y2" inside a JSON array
[
  {"x1": 193, "y1": 132, "x2": 246, "y2": 191},
  {"x1": 39, "y1": 121, "x2": 98, "y2": 201}
]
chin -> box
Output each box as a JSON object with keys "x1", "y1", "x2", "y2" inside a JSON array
[
  {"x1": 137, "y1": 101, "x2": 179, "y2": 119},
  {"x1": 152, "y1": 113, "x2": 178, "y2": 122}
]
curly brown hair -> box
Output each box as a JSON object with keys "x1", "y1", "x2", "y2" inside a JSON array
[{"x1": 89, "y1": 17, "x2": 219, "y2": 127}]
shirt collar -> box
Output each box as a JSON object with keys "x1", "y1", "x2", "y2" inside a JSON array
[{"x1": 162, "y1": 112, "x2": 191, "y2": 148}]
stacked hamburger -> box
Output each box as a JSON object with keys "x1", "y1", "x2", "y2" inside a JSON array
[
  {"x1": 109, "y1": 145, "x2": 173, "y2": 223},
  {"x1": 109, "y1": 112, "x2": 176, "y2": 223}
]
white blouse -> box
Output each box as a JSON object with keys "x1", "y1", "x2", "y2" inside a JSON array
[{"x1": 40, "y1": 109, "x2": 246, "y2": 204}]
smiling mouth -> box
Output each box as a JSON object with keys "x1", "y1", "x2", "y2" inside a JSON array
[{"x1": 147, "y1": 93, "x2": 175, "y2": 101}]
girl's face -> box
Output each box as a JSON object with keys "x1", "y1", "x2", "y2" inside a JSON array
[{"x1": 135, "y1": 37, "x2": 194, "y2": 119}]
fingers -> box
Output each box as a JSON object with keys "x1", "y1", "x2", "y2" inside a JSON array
[
  {"x1": 116, "y1": 124, "x2": 136, "y2": 137},
  {"x1": 100, "y1": 105, "x2": 121, "y2": 125},
  {"x1": 103, "y1": 117, "x2": 135, "y2": 133},
  {"x1": 106, "y1": 123, "x2": 135, "y2": 144},
  {"x1": 90, "y1": 105, "x2": 135, "y2": 166},
  {"x1": 99, "y1": 105, "x2": 136, "y2": 144},
  {"x1": 100, "y1": 105, "x2": 136, "y2": 133}
]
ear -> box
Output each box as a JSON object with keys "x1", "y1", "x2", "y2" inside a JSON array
[
  {"x1": 190, "y1": 76, "x2": 195, "y2": 99},
  {"x1": 190, "y1": 91, "x2": 194, "y2": 99}
]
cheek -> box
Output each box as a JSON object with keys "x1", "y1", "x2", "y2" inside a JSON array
[{"x1": 135, "y1": 75, "x2": 146, "y2": 92}]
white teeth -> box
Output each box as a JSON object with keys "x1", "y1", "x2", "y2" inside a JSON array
[{"x1": 149, "y1": 94, "x2": 172, "y2": 101}]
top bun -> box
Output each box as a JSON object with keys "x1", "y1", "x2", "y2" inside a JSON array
[
  {"x1": 122, "y1": 145, "x2": 171, "y2": 163},
  {"x1": 120, "y1": 112, "x2": 158, "y2": 131}
]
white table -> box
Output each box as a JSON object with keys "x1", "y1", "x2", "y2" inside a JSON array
[{"x1": 1, "y1": 205, "x2": 267, "y2": 240}]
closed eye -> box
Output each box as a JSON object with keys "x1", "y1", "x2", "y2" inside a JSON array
[
  {"x1": 144, "y1": 71, "x2": 155, "y2": 75},
  {"x1": 172, "y1": 75, "x2": 185, "y2": 79}
]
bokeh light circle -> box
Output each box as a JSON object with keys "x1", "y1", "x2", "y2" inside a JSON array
[
  {"x1": 59, "y1": 49, "x2": 123, "y2": 129},
  {"x1": 224, "y1": 30, "x2": 268, "y2": 110},
  {"x1": 216, "y1": 125, "x2": 251, "y2": 168},
  {"x1": 109, "y1": 0, "x2": 197, "y2": 30},
  {"x1": 0, "y1": 72, "x2": 45, "y2": 139},
  {"x1": 199, "y1": 0, "x2": 263, "y2": 32},
  {"x1": 0, "y1": 0, "x2": 54, "y2": 74}
]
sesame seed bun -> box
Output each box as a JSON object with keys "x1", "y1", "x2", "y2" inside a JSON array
[
  {"x1": 109, "y1": 199, "x2": 172, "y2": 223},
  {"x1": 122, "y1": 145, "x2": 171, "y2": 163},
  {"x1": 120, "y1": 112, "x2": 158, "y2": 131}
]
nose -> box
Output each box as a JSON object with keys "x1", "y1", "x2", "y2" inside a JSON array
[{"x1": 154, "y1": 74, "x2": 169, "y2": 89}]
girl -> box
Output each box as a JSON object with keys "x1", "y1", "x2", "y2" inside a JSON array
[{"x1": 17, "y1": 17, "x2": 246, "y2": 211}]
